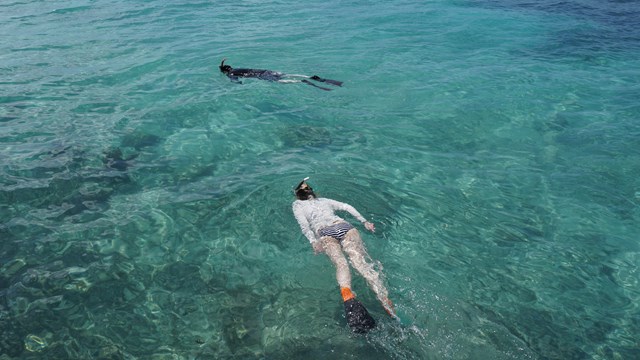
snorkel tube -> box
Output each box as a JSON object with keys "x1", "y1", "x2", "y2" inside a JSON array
[{"x1": 294, "y1": 177, "x2": 310, "y2": 192}]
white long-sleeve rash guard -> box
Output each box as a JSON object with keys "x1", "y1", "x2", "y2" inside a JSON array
[{"x1": 292, "y1": 197, "x2": 368, "y2": 244}]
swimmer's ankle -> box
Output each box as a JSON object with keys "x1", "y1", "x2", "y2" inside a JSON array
[
  {"x1": 341, "y1": 287, "x2": 355, "y2": 302},
  {"x1": 383, "y1": 297, "x2": 396, "y2": 317}
]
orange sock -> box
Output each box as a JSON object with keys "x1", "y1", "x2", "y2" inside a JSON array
[{"x1": 341, "y1": 287, "x2": 355, "y2": 302}]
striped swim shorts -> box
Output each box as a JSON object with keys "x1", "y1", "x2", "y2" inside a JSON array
[{"x1": 318, "y1": 222, "x2": 355, "y2": 242}]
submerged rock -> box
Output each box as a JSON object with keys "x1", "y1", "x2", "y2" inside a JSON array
[
  {"x1": 281, "y1": 125, "x2": 331, "y2": 148},
  {"x1": 2, "y1": 258, "x2": 26, "y2": 277},
  {"x1": 24, "y1": 334, "x2": 47, "y2": 352},
  {"x1": 120, "y1": 132, "x2": 161, "y2": 150},
  {"x1": 103, "y1": 147, "x2": 138, "y2": 171}
]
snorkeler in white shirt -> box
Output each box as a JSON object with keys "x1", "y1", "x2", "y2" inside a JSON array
[{"x1": 291, "y1": 177, "x2": 396, "y2": 333}]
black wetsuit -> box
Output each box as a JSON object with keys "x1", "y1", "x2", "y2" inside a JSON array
[
  {"x1": 224, "y1": 68, "x2": 284, "y2": 82},
  {"x1": 219, "y1": 59, "x2": 342, "y2": 90}
]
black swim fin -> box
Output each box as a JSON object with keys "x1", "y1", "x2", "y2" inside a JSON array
[
  {"x1": 310, "y1": 75, "x2": 343, "y2": 87},
  {"x1": 301, "y1": 79, "x2": 333, "y2": 91},
  {"x1": 344, "y1": 298, "x2": 376, "y2": 334}
]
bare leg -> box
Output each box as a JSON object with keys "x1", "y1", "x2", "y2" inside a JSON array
[
  {"x1": 341, "y1": 229, "x2": 396, "y2": 316},
  {"x1": 282, "y1": 74, "x2": 311, "y2": 79},
  {"x1": 277, "y1": 75, "x2": 332, "y2": 90},
  {"x1": 277, "y1": 74, "x2": 309, "y2": 83},
  {"x1": 323, "y1": 236, "x2": 376, "y2": 332},
  {"x1": 321, "y1": 236, "x2": 351, "y2": 290}
]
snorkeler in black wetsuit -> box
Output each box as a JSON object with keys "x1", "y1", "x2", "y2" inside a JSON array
[{"x1": 219, "y1": 59, "x2": 343, "y2": 91}]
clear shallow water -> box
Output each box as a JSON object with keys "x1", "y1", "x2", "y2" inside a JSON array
[{"x1": 1, "y1": 0, "x2": 639, "y2": 358}]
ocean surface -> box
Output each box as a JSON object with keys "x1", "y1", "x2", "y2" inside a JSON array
[{"x1": 1, "y1": 0, "x2": 639, "y2": 359}]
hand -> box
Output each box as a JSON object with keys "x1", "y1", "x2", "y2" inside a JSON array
[
  {"x1": 364, "y1": 221, "x2": 375, "y2": 232},
  {"x1": 312, "y1": 240, "x2": 324, "y2": 255}
]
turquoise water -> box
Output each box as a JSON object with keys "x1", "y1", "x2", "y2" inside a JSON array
[{"x1": 2, "y1": 0, "x2": 639, "y2": 358}]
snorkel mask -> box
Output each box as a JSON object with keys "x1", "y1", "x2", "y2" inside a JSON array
[{"x1": 294, "y1": 177, "x2": 316, "y2": 200}]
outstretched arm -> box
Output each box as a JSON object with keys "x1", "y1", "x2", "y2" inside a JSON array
[
  {"x1": 327, "y1": 199, "x2": 375, "y2": 232},
  {"x1": 363, "y1": 221, "x2": 375, "y2": 232}
]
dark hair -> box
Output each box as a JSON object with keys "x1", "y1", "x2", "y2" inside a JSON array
[
  {"x1": 219, "y1": 58, "x2": 232, "y2": 73},
  {"x1": 294, "y1": 178, "x2": 315, "y2": 200},
  {"x1": 295, "y1": 188, "x2": 315, "y2": 200}
]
